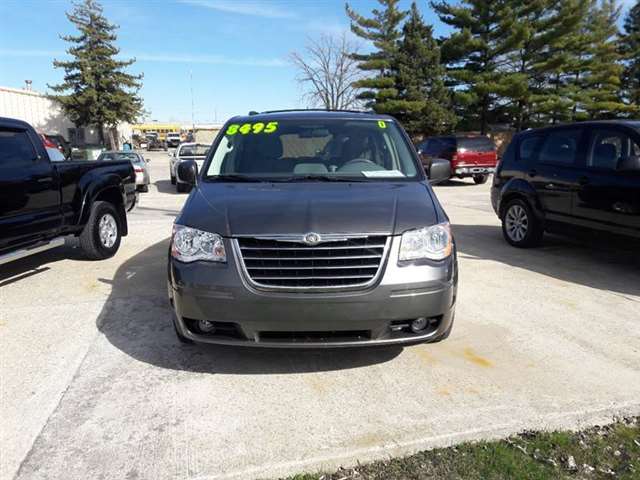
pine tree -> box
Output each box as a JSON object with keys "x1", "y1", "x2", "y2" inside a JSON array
[
  {"x1": 431, "y1": 0, "x2": 525, "y2": 134},
  {"x1": 621, "y1": 0, "x2": 640, "y2": 110},
  {"x1": 49, "y1": 0, "x2": 143, "y2": 148},
  {"x1": 578, "y1": 0, "x2": 631, "y2": 119},
  {"x1": 500, "y1": 0, "x2": 588, "y2": 130},
  {"x1": 388, "y1": 3, "x2": 456, "y2": 136},
  {"x1": 345, "y1": 0, "x2": 406, "y2": 112}
]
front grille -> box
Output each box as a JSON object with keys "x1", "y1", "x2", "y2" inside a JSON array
[
  {"x1": 259, "y1": 330, "x2": 371, "y2": 343},
  {"x1": 236, "y1": 235, "x2": 389, "y2": 290}
]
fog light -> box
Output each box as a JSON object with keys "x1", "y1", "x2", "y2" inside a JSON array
[
  {"x1": 411, "y1": 317, "x2": 428, "y2": 333},
  {"x1": 198, "y1": 320, "x2": 216, "y2": 333}
]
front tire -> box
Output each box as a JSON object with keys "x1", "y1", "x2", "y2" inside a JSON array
[
  {"x1": 501, "y1": 198, "x2": 543, "y2": 248},
  {"x1": 79, "y1": 201, "x2": 122, "y2": 260},
  {"x1": 473, "y1": 174, "x2": 489, "y2": 184}
]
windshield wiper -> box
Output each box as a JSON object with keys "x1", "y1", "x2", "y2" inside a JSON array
[
  {"x1": 208, "y1": 174, "x2": 266, "y2": 182},
  {"x1": 275, "y1": 174, "x2": 368, "y2": 182}
]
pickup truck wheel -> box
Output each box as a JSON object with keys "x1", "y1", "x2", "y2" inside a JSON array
[
  {"x1": 473, "y1": 174, "x2": 489, "y2": 184},
  {"x1": 79, "y1": 201, "x2": 122, "y2": 259},
  {"x1": 501, "y1": 198, "x2": 543, "y2": 248}
]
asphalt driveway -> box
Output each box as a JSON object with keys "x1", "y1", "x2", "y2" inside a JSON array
[{"x1": 1, "y1": 152, "x2": 639, "y2": 480}]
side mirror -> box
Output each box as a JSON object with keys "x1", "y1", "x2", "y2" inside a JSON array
[
  {"x1": 177, "y1": 159, "x2": 198, "y2": 186},
  {"x1": 618, "y1": 155, "x2": 640, "y2": 172},
  {"x1": 428, "y1": 158, "x2": 451, "y2": 185}
]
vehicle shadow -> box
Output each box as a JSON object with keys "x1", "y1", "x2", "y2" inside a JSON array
[
  {"x1": 97, "y1": 239, "x2": 402, "y2": 374},
  {"x1": 154, "y1": 179, "x2": 178, "y2": 195},
  {"x1": 437, "y1": 179, "x2": 473, "y2": 187},
  {"x1": 453, "y1": 224, "x2": 640, "y2": 297},
  {"x1": 0, "y1": 242, "x2": 86, "y2": 285}
]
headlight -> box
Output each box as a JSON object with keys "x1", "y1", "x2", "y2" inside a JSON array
[
  {"x1": 399, "y1": 222, "x2": 452, "y2": 261},
  {"x1": 171, "y1": 225, "x2": 226, "y2": 263}
]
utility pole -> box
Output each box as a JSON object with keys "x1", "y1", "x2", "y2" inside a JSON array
[{"x1": 190, "y1": 69, "x2": 195, "y2": 137}]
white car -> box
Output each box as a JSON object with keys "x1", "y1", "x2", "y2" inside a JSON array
[
  {"x1": 170, "y1": 143, "x2": 210, "y2": 192},
  {"x1": 166, "y1": 132, "x2": 181, "y2": 148}
]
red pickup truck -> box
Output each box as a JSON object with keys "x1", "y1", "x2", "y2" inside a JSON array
[{"x1": 417, "y1": 135, "x2": 497, "y2": 184}]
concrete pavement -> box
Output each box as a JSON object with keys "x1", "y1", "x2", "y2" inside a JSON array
[{"x1": 1, "y1": 151, "x2": 639, "y2": 480}]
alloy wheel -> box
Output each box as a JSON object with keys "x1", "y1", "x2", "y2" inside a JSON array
[
  {"x1": 98, "y1": 213, "x2": 118, "y2": 248},
  {"x1": 505, "y1": 204, "x2": 529, "y2": 242}
]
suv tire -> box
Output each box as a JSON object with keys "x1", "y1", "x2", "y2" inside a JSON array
[
  {"x1": 79, "y1": 201, "x2": 122, "y2": 259},
  {"x1": 473, "y1": 174, "x2": 489, "y2": 184},
  {"x1": 501, "y1": 198, "x2": 543, "y2": 248}
]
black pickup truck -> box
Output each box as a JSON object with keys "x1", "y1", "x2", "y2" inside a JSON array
[{"x1": 0, "y1": 117, "x2": 137, "y2": 265}]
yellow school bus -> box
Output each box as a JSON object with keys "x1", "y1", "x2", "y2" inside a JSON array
[{"x1": 132, "y1": 123, "x2": 181, "y2": 141}]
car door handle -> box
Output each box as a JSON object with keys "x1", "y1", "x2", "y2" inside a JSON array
[
  {"x1": 528, "y1": 169, "x2": 537, "y2": 177},
  {"x1": 545, "y1": 183, "x2": 557, "y2": 190},
  {"x1": 578, "y1": 176, "x2": 589, "y2": 186},
  {"x1": 36, "y1": 176, "x2": 53, "y2": 183}
]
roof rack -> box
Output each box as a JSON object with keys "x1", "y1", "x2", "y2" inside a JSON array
[{"x1": 259, "y1": 108, "x2": 375, "y2": 115}]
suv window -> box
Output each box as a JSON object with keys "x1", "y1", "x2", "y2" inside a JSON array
[
  {"x1": 588, "y1": 129, "x2": 640, "y2": 171},
  {"x1": 420, "y1": 139, "x2": 439, "y2": 155},
  {"x1": 0, "y1": 128, "x2": 37, "y2": 166},
  {"x1": 518, "y1": 136, "x2": 542, "y2": 162},
  {"x1": 457, "y1": 137, "x2": 495, "y2": 152},
  {"x1": 538, "y1": 129, "x2": 582, "y2": 165}
]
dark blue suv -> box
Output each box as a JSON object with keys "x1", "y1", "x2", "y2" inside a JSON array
[{"x1": 492, "y1": 121, "x2": 640, "y2": 247}]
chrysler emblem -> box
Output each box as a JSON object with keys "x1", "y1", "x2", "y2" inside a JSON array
[{"x1": 303, "y1": 232, "x2": 321, "y2": 246}]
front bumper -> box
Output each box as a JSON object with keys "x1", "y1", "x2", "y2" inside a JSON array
[
  {"x1": 169, "y1": 236, "x2": 458, "y2": 348},
  {"x1": 454, "y1": 166, "x2": 495, "y2": 176}
]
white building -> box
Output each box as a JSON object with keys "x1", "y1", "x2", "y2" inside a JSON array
[{"x1": 0, "y1": 85, "x2": 131, "y2": 146}]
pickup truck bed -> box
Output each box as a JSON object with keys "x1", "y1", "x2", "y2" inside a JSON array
[{"x1": 0, "y1": 117, "x2": 137, "y2": 264}]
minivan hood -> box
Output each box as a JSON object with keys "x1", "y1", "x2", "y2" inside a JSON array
[{"x1": 177, "y1": 181, "x2": 441, "y2": 237}]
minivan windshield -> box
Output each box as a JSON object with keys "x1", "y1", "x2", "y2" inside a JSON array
[{"x1": 205, "y1": 119, "x2": 419, "y2": 181}]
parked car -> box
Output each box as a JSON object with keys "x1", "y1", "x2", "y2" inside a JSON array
[
  {"x1": 492, "y1": 121, "x2": 640, "y2": 247},
  {"x1": 70, "y1": 145, "x2": 105, "y2": 161},
  {"x1": 166, "y1": 132, "x2": 181, "y2": 148},
  {"x1": 146, "y1": 132, "x2": 166, "y2": 151},
  {"x1": 417, "y1": 135, "x2": 497, "y2": 184},
  {"x1": 0, "y1": 117, "x2": 137, "y2": 265},
  {"x1": 97, "y1": 151, "x2": 151, "y2": 192},
  {"x1": 40, "y1": 133, "x2": 71, "y2": 159},
  {"x1": 171, "y1": 142, "x2": 209, "y2": 192},
  {"x1": 167, "y1": 110, "x2": 457, "y2": 347}
]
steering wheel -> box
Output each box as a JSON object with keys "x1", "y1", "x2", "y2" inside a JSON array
[{"x1": 337, "y1": 158, "x2": 379, "y2": 172}]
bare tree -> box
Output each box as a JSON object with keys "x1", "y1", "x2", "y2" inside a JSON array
[{"x1": 290, "y1": 33, "x2": 362, "y2": 110}]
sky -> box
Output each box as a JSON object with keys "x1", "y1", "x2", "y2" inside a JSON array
[{"x1": 0, "y1": 0, "x2": 637, "y2": 124}]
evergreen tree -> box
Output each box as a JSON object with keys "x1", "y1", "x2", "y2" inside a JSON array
[
  {"x1": 389, "y1": 3, "x2": 456, "y2": 136},
  {"x1": 345, "y1": 0, "x2": 406, "y2": 112},
  {"x1": 500, "y1": 0, "x2": 587, "y2": 130},
  {"x1": 431, "y1": 0, "x2": 524, "y2": 134},
  {"x1": 578, "y1": 0, "x2": 631, "y2": 119},
  {"x1": 49, "y1": 0, "x2": 143, "y2": 148},
  {"x1": 541, "y1": 2, "x2": 594, "y2": 124},
  {"x1": 621, "y1": 0, "x2": 640, "y2": 110}
]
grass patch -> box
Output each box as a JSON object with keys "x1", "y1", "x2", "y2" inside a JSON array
[{"x1": 284, "y1": 418, "x2": 639, "y2": 480}]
